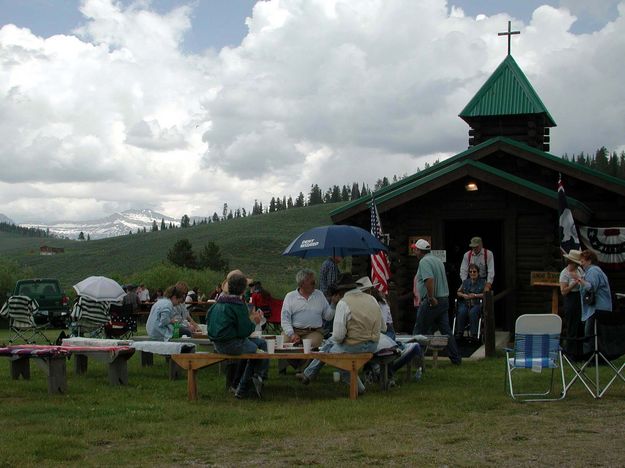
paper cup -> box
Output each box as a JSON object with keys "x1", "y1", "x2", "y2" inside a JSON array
[
  {"x1": 266, "y1": 339, "x2": 276, "y2": 354},
  {"x1": 333, "y1": 371, "x2": 340, "y2": 383},
  {"x1": 275, "y1": 335, "x2": 284, "y2": 349},
  {"x1": 302, "y1": 338, "x2": 312, "y2": 354}
]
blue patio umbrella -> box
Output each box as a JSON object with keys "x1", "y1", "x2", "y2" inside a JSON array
[{"x1": 282, "y1": 225, "x2": 388, "y2": 259}]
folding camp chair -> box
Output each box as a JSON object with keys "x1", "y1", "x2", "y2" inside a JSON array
[
  {"x1": 505, "y1": 314, "x2": 566, "y2": 402},
  {"x1": 105, "y1": 303, "x2": 138, "y2": 339},
  {"x1": 562, "y1": 308, "x2": 625, "y2": 399},
  {"x1": 69, "y1": 296, "x2": 111, "y2": 338},
  {"x1": 0, "y1": 295, "x2": 52, "y2": 344},
  {"x1": 264, "y1": 298, "x2": 283, "y2": 335}
]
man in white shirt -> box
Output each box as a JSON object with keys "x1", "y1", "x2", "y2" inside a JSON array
[
  {"x1": 281, "y1": 268, "x2": 333, "y2": 348},
  {"x1": 137, "y1": 283, "x2": 150, "y2": 303},
  {"x1": 459, "y1": 236, "x2": 495, "y2": 292}
]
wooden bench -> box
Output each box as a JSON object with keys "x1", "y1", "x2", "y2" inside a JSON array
[
  {"x1": 172, "y1": 352, "x2": 373, "y2": 400},
  {"x1": 1, "y1": 344, "x2": 135, "y2": 393},
  {"x1": 1, "y1": 346, "x2": 70, "y2": 394}
]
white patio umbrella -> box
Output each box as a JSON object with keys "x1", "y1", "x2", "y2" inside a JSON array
[{"x1": 73, "y1": 276, "x2": 127, "y2": 302}]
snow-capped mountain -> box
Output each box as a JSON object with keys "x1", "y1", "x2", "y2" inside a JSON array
[
  {"x1": 21, "y1": 209, "x2": 180, "y2": 240},
  {"x1": 0, "y1": 213, "x2": 14, "y2": 224}
]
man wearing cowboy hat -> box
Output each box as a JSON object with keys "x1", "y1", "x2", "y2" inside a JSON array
[
  {"x1": 460, "y1": 236, "x2": 495, "y2": 292},
  {"x1": 296, "y1": 273, "x2": 384, "y2": 394},
  {"x1": 412, "y1": 238, "x2": 462, "y2": 365}
]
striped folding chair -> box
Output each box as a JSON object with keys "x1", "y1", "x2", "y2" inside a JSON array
[
  {"x1": 70, "y1": 296, "x2": 111, "y2": 338},
  {"x1": 505, "y1": 314, "x2": 566, "y2": 402},
  {"x1": 0, "y1": 295, "x2": 52, "y2": 344}
]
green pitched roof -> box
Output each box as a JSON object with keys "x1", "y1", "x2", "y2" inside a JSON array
[
  {"x1": 330, "y1": 136, "x2": 625, "y2": 218},
  {"x1": 459, "y1": 55, "x2": 556, "y2": 126}
]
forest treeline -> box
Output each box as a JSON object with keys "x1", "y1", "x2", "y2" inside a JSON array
[{"x1": 4, "y1": 146, "x2": 624, "y2": 239}]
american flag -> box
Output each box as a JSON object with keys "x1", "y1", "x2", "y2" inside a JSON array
[{"x1": 370, "y1": 196, "x2": 391, "y2": 294}]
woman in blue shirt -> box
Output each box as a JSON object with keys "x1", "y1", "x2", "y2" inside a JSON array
[
  {"x1": 455, "y1": 263, "x2": 485, "y2": 342},
  {"x1": 577, "y1": 250, "x2": 612, "y2": 354},
  {"x1": 146, "y1": 284, "x2": 188, "y2": 341}
]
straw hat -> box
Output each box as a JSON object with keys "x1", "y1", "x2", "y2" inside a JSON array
[{"x1": 563, "y1": 249, "x2": 582, "y2": 265}]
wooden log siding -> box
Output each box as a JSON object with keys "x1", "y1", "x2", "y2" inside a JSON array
[{"x1": 337, "y1": 170, "x2": 625, "y2": 333}]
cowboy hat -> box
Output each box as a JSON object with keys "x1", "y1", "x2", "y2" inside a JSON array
[
  {"x1": 356, "y1": 276, "x2": 374, "y2": 291},
  {"x1": 563, "y1": 249, "x2": 582, "y2": 265}
]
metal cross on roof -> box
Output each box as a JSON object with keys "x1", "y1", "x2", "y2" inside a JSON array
[{"x1": 498, "y1": 20, "x2": 520, "y2": 56}]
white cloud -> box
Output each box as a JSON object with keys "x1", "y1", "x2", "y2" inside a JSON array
[{"x1": 0, "y1": 0, "x2": 624, "y2": 223}]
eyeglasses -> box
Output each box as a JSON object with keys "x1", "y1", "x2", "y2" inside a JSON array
[{"x1": 469, "y1": 270, "x2": 478, "y2": 273}]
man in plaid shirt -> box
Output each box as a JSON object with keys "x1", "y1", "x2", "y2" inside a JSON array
[{"x1": 319, "y1": 256, "x2": 342, "y2": 299}]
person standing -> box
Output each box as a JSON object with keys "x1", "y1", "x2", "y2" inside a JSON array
[
  {"x1": 319, "y1": 256, "x2": 342, "y2": 298},
  {"x1": 577, "y1": 249, "x2": 613, "y2": 356},
  {"x1": 412, "y1": 239, "x2": 461, "y2": 365},
  {"x1": 559, "y1": 250, "x2": 585, "y2": 360},
  {"x1": 460, "y1": 237, "x2": 494, "y2": 292}
]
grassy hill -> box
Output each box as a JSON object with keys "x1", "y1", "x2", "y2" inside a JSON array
[{"x1": 1, "y1": 203, "x2": 345, "y2": 296}]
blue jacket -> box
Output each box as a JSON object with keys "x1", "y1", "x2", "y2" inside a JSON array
[{"x1": 580, "y1": 265, "x2": 612, "y2": 321}]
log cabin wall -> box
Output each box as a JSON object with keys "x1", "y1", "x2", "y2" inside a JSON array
[{"x1": 341, "y1": 174, "x2": 625, "y2": 334}]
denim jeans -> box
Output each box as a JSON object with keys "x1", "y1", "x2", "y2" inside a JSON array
[
  {"x1": 391, "y1": 342, "x2": 422, "y2": 375},
  {"x1": 214, "y1": 337, "x2": 269, "y2": 393},
  {"x1": 455, "y1": 302, "x2": 481, "y2": 337},
  {"x1": 383, "y1": 324, "x2": 396, "y2": 341},
  {"x1": 303, "y1": 339, "x2": 378, "y2": 382},
  {"x1": 413, "y1": 297, "x2": 462, "y2": 364}
]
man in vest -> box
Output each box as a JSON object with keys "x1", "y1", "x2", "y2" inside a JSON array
[
  {"x1": 296, "y1": 273, "x2": 384, "y2": 394},
  {"x1": 460, "y1": 236, "x2": 495, "y2": 292}
]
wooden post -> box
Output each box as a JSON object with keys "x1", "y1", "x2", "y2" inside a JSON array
[{"x1": 483, "y1": 290, "x2": 495, "y2": 357}]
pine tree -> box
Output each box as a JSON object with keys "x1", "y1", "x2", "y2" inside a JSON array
[
  {"x1": 161, "y1": 218, "x2": 166, "y2": 230},
  {"x1": 309, "y1": 184, "x2": 323, "y2": 205},
  {"x1": 167, "y1": 239, "x2": 197, "y2": 269},
  {"x1": 197, "y1": 241, "x2": 229, "y2": 273},
  {"x1": 295, "y1": 192, "x2": 305, "y2": 207},
  {"x1": 152, "y1": 220, "x2": 158, "y2": 232}
]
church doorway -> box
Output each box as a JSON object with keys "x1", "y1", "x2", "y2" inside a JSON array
[{"x1": 443, "y1": 218, "x2": 506, "y2": 328}]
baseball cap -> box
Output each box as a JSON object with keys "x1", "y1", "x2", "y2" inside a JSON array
[
  {"x1": 469, "y1": 237, "x2": 482, "y2": 248},
  {"x1": 411, "y1": 239, "x2": 431, "y2": 251}
]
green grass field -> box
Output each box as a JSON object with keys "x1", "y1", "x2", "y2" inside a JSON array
[
  {"x1": 2, "y1": 204, "x2": 625, "y2": 466},
  {"x1": 1, "y1": 327, "x2": 624, "y2": 466}
]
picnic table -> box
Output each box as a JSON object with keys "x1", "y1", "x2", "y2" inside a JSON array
[{"x1": 172, "y1": 350, "x2": 373, "y2": 400}]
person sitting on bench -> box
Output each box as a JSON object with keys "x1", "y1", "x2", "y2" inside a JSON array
[{"x1": 207, "y1": 272, "x2": 268, "y2": 400}]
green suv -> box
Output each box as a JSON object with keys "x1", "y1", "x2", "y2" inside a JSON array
[{"x1": 12, "y1": 279, "x2": 70, "y2": 327}]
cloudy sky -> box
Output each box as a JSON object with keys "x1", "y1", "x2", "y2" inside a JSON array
[{"x1": 1, "y1": 0, "x2": 623, "y2": 223}]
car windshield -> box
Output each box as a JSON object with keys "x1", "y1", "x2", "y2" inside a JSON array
[{"x1": 19, "y1": 282, "x2": 60, "y2": 296}]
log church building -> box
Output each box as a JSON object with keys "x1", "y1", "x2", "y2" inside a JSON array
[{"x1": 330, "y1": 29, "x2": 625, "y2": 332}]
